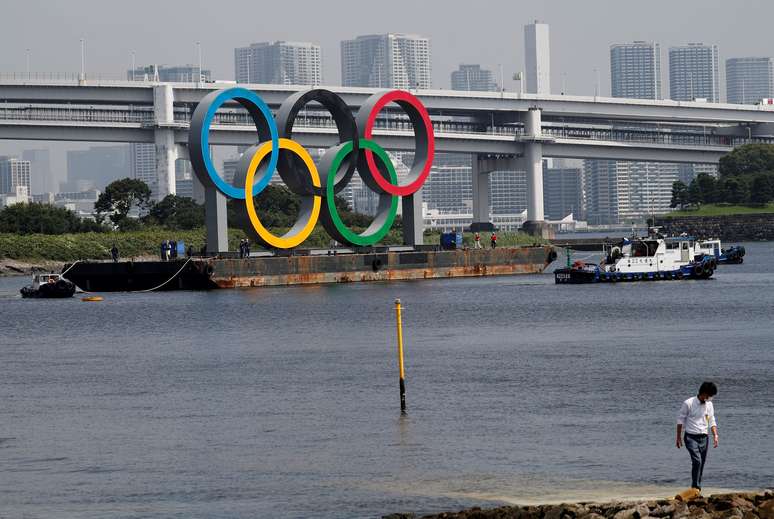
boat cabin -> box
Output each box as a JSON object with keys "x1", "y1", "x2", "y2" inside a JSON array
[{"x1": 31, "y1": 273, "x2": 62, "y2": 289}]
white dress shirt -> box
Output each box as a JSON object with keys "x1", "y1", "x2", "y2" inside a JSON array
[{"x1": 677, "y1": 396, "x2": 717, "y2": 435}]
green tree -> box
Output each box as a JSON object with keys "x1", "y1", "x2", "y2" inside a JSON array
[
  {"x1": 0, "y1": 203, "x2": 106, "y2": 234},
  {"x1": 689, "y1": 173, "x2": 718, "y2": 205},
  {"x1": 719, "y1": 143, "x2": 774, "y2": 178},
  {"x1": 717, "y1": 176, "x2": 750, "y2": 204},
  {"x1": 749, "y1": 174, "x2": 774, "y2": 205},
  {"x1": 146, "y1": 195, "x2": 205, "y2": 230},
  {"x1": 670, "y1": 180, "x2": 689, "y2": 209},
  {"x1": 94, "y1": 178, "x2": 151, "y2": 230}
]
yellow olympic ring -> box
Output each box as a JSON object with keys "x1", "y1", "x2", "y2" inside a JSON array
[{"x1": 244, "y1": 138, "x2": 321, "y2": 249}]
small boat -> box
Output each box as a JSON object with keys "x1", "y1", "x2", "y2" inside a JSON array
[
  {"x1": 20, "y1": 273, "x2": 76, "y2": 298},
  {"x1": 696, "y1": 239, "x2": 746, "y2": 265},
  {"x1": 555, "y1": 233, "x2": 715, "y2": 284}
]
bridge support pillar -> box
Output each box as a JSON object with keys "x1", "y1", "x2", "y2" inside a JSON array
[
  {"x1": 471, "y1": 154, "x2": 493, "y2": 232},
  {"x1": 204, "y1": 187, "x2": 229, "y2": 254},
  {"x1": 522, "y1": 108, "x2": 552, "y2": 238},
  {"x1": 154, "y1": 129, "x2": 177, "y2": 200},
  {"x1": 153, "y1": 84, "x2": 176, "y2": 200},
  {"x1": 402, "y1": 189, "x2": 424, "y2": 246}
]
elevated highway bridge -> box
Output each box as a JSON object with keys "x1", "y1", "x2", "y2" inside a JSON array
[{"x1": 2, "y1": 78, "x2": 774, "y2": 243}]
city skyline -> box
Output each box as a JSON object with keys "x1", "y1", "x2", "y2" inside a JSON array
[{"x1": 1, "y1": 0, "x2": 773, "y2": 98}]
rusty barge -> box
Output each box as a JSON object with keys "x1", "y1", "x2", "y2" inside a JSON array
[{"x1": 62, "y1": 246, "x2": 556, "y2": 292}]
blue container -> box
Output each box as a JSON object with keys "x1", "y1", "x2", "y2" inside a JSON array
[{"x1": 440, "y1": 232, "x2": 463, "y2": 250}]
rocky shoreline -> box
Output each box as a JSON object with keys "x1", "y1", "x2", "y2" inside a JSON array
[
  {"x1": 385, "y1": 491, "x2": 774, "y2": 519},
  {"x1": 653, "y1": 214, "x2": 774, "y2": 241},
  {"x1": 0, "y1": 258, "x2": 66, "y2": 277}
]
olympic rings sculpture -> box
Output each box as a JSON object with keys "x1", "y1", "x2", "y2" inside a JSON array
[{"x1": 188, "y1": 87, "x2": 435, "y2": 249}]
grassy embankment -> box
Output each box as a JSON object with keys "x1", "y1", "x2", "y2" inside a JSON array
[
  {"x1": 0, "y1": 227, "x2": 546, "y2": 262},
  {"x1": 663, "y1": 203, "x2": 774, "y2": 218}
]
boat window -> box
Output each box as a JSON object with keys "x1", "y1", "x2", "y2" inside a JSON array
[{"x1": 632, "y1": 240, "x2": 658, "y2": 257}]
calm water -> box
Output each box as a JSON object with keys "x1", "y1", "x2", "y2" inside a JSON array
[{"x1": 1, "y1": 242, "x2": 773, "y2": 518}]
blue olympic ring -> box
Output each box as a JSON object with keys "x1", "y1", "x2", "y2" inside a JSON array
[{"x1": 189, "y1": 87, "x2": 279, "y2": 200}]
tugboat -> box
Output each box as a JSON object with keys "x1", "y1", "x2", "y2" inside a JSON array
[
  {"x1": 555, "y1": 233, "x2": 715, "y2": 284},
  {"x1": 20, "y1": 273, "x2": 76, "y2": 298},
  {"x1": 696, "y1": 239, "x2": 746, "y2": 264}
]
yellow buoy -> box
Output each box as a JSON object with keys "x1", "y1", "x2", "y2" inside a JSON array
[{"x1": 81, "y1": 295, "x2": 104, "y2": 302}]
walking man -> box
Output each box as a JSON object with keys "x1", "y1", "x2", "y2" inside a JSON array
[
  {"x1": 490, "y1": 232, "x2": 497, "y2": 249},
  {"x1": 474, "y1": 232, "x2": 482, "y2": 249},
  {"x1": 676, "y1": 381, "x2": 719, "y2": 491},
  {"x1": 110, "y1": 244, "x2": 119, "y2": 263}
]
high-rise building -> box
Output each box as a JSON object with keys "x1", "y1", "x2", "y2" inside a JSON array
[
  {"x1": 490, "y1": 171, "x2": 527, "y2": 215},
  {"x1": 127, "y1": 64, "x2": 211, "y2": 83},
  {"x1": 424, "y1": 153, "x2": 473, "y2": 214},
  {"x1": 524, "y1": 21, "x2": 550, "y2": 94},
  {"x1": 0, "y1": 156, "x2": 31, "y2": 195},
  {"x1": 234, "y1": 41, "x2": 322, "y2": 85},
  {"x1": 341, "y1": 33, "x2": 431, "y2": 89},
  {"x1": 65, "y1": 146, "x2": 131, "y2": 192},
  {"x1": 726, "y1": 57, "x2": 774, "y2": 104},
  {"x1": 450, "y1": 64, "x2": 497, "y2": 92},
  {"x1": 543, "y1": 166, "x2": 584, "y2": 220},
  {"x1": 586, "y1": 41, "x2": 674, "y2": 225},
  {"x1": 22, "y1": 149, "x2": 52, "y2": 194},
  {"x1": 584, "y1": 160, "x2": 679, "y2": 225},
  {"x1": 669, "y1": 43, "x2": 720, "y2": 102},
  {"x1": 610, "y1": 41, "x2": 661, "y2": 99}
]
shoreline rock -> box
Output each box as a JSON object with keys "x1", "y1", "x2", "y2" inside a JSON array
[
  {"x1": 384, "y1": 490, "x2": 774, "y2": 519},
  {"x1": 0, "y1": 258, "x2": 66, "y2": 277}
]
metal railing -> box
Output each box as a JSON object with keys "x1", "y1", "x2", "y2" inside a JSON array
[{"x1": 1, "y1": 102, "x2": 771, "y2": 148}]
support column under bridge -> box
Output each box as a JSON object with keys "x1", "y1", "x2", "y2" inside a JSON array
[
  {"x1": 153, "y1": 84, "x2": 177, "y2": 200},
  {"x1": 470, "y1": 155, "x2": 518, "y2": 232}
]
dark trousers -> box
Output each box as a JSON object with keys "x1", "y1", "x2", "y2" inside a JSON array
[{"x1": 684, "y1": 433, "x2": 709, "y2": 489}]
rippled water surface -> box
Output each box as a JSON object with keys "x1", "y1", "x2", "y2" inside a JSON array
[{"x1": 1, "y1": 242, "x2": 773, "y2": 518}]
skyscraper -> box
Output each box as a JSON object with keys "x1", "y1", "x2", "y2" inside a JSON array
[
  {"x1": 234, "y1": 41, "x2": 321, "y2": 85},
  {"x1": 669, "y1": 43, "x2": 720, "y2": 102},
  {"x1": 22, "y1": 149, "x2": 52, "y2": 194},
  {"x1": 65, "y1": 146, "x2": 130, "y2": 193},
  {"x1": 543, "y1": 166, "x2": 584, "y2": 220},
  {"x1": 0, "y1": 157, "x2": 31, "y2": 195},
  {"x1": 524, "y1": 21, "x2": 550, "y2": 94},
  {"x1": 610, "y1": 41, "x2": 661, "y2": 99},
  {"x1": 450, "y1": 64, "x2": 497, "y2": 92},
  {"x1": 726, "y1": 57, "x2": 774, "y2": 104},
  {"x1": 341, "y1": 33, "x2": 431, "y2": 89},
  {"x1": 585, "y1": 41, "x2": 670, "y2": 224}
]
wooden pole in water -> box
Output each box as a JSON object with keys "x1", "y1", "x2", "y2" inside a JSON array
[{"x1": 394, "y1": 298, "x2": 406, "y2": 414}]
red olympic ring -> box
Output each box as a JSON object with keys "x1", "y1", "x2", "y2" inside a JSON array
[{"x1": 361, "y1": 90, "x2": 435, "y2": 197}]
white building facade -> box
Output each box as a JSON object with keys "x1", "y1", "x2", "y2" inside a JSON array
[
  {"x1": 235, "y1": 41, "x2": 322, "y2": 85},
  {"x1": 524, "y1": 21, "x2": 551, "y2": 94},
  {"x1": 669, "y1": 43, "x2": 720, "y2": 102},
  {"x1": 341, "y1": 34, "x2": 431, "y2": 89},
  {"x1": 726, "y1": 57, "x2": 774, "y2": 104},
  {"x1": 610, "y1": 41, "x2": 661, "y2": 99}
]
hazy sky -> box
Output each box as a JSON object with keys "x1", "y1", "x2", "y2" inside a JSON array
[
  {"x1": 2, "y1": 0, "x2": 773, "y2": 95},
  {"x1": 2, "y1": 0, "x2": 774, "y2": 183}
]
